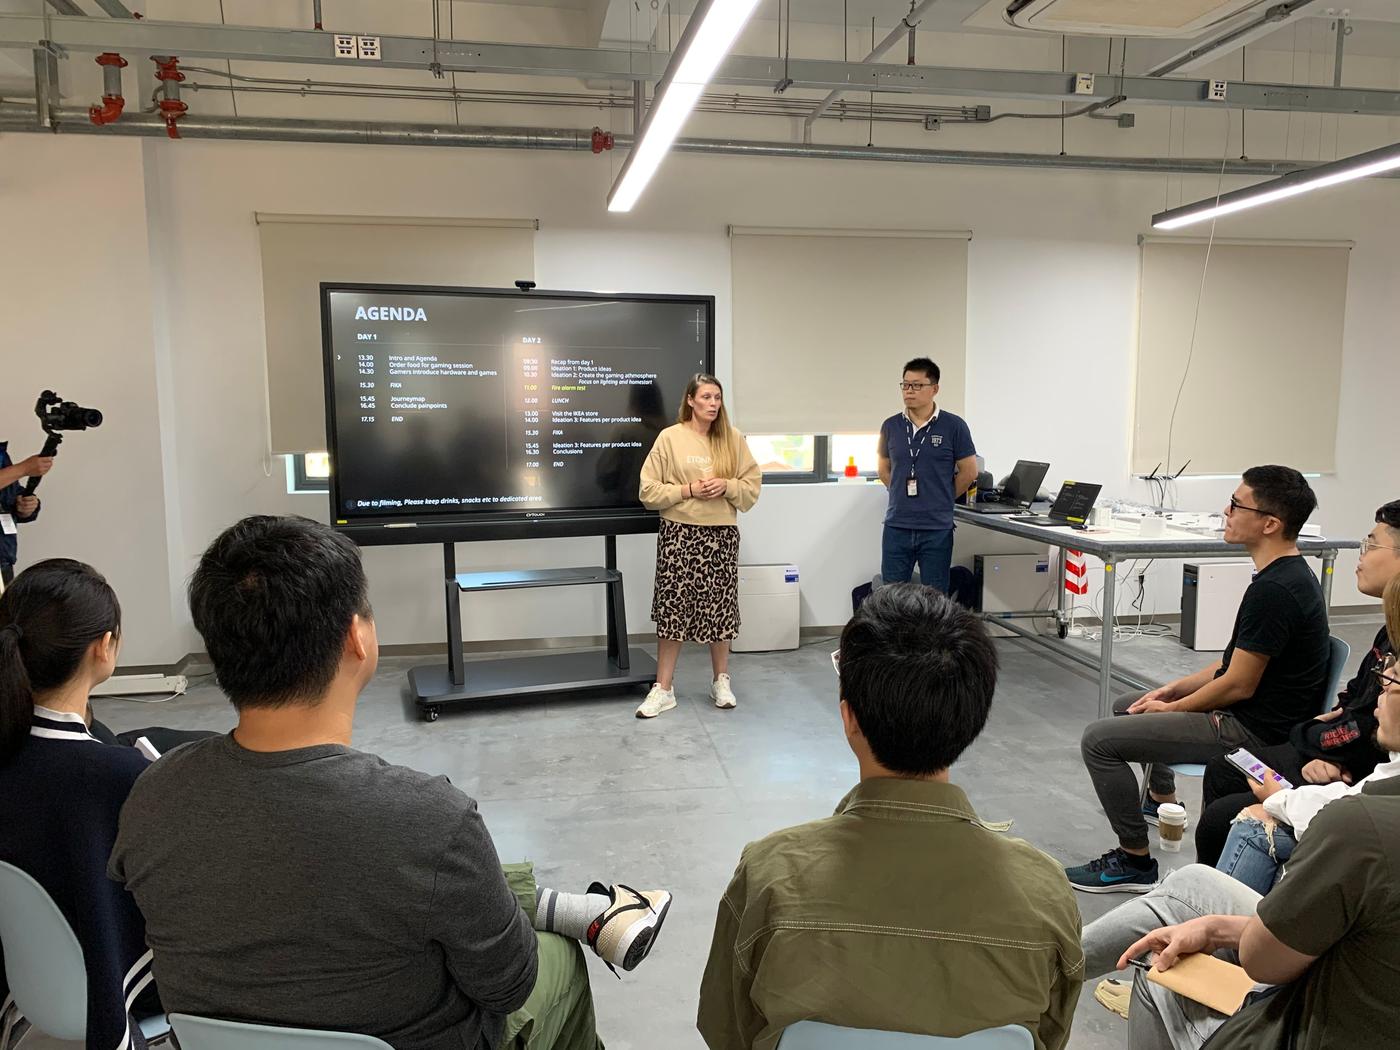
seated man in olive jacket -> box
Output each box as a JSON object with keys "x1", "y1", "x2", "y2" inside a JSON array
[{"x1": 698, "y1": 584, "x2": 1082, "y2": 1050}]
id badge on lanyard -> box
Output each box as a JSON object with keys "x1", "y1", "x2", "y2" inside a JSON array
[{"x1": 905, "y1": 417, "x2": 929, "y2": 498}]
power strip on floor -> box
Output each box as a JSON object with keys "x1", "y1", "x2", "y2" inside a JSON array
[{"x1": 91, "y1": 673, "x2": 188, "y2": 697}]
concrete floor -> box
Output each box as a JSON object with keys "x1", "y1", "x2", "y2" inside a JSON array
[{"x1": 77, "y1": 614, "x2": 1384, "y2": 1050}]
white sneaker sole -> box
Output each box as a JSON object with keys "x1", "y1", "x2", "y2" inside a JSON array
[
  {"x1": 712, "y1": 695, "x2": 736, "y2": 709},
  {"x1": 635, "y1": 696, "x2": 677, "y2": 719},
  {"x1": 1070, "y1": 880, "x2": 1159, "y2": 895},
  {"x1": 613, "y1": 891, "x2": 673, "y2": 971}
]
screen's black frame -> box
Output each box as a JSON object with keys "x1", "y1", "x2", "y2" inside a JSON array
[{"x1": 320, "y1": 282, "x2": 716, "y2": 546}]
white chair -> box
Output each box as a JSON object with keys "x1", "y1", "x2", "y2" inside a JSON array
[
  {"x1": 170, "y1": 1013, "x2": 394, "y2": 1050},
  {"x1": 0, "y1": 860, "x2": 169, "y2": 1047},
  {"x1": 777, "y1": 1021, "x2": 1034, "y2": 1048}
]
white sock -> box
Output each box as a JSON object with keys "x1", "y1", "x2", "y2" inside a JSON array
[{"x1": 534, "y1": 887, "x2": 612, "y2": 942}]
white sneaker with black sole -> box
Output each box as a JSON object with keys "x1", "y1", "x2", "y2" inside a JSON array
[
  {"x1": 710, "y1": 674, "x2": 736, "y2": 709},
  {"x1": 586, "y1": 883, "x2": 673, "y2": 974}
]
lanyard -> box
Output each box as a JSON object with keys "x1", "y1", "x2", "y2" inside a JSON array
[{"x1": 905, "y1": 415, "x2": 934, "y2": 476}]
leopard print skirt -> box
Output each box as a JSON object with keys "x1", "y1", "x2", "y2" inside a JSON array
[{"x1": 651, "y1": 518, "x2": 741, "y2": 643}]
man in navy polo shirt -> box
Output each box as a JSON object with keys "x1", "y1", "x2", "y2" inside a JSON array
[{"x1": 876, "y1": 358, "x2": 977, "y2": 593}]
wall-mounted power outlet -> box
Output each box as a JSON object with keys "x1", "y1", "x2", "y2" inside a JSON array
[
  {"x1": 1208, "y1": 79, "x2": 1228, "y2": 102},
  {"x1": 1074, "y1": 72, "x2": 1095, "y2": 95},
  {"x1": 357, "y1": 35, "x2": 381, "y2": 61},
  {"x1": 333, "y1": 34, "x2": 356, "y2": 59}
]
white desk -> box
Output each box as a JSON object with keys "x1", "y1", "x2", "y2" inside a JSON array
[{"x1": 954, "y1": 506, "x2": 1359, "y2": 718}]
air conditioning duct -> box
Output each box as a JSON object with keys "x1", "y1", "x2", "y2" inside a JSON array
[{"x1": 1003, "y1": 0, "x2": 1273, "y2": 37}]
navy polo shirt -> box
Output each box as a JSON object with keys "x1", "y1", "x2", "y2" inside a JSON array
[{"x1": 881, "y1": 409, "x2": 976, "y2": 531}]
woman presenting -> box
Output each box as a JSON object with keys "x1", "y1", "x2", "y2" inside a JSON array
[{"x1": 637, "y1": 374, "x2": 761, "y2": 719}]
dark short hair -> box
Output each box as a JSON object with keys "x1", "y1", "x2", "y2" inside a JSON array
[
  {"x1": 1241, "y1": 465, "x2": 1317, "y2": 540},
  {"x1": 903, "y1": 358, "x2": 940, "y2": 384},
  {"x1": 838, "y1": 584, "x2": 996, "y2": 775},
  {"x1": 189, "y1": 516, "x2": 372, "y2": 709},
  {"x1": 1377, "y1": 500, "x2": 1400, "y2": 535}
]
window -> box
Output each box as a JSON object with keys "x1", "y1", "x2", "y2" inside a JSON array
[
  {"x1": 288, "y1": 452, "x2": 330, "y2": 493},
  {"x1": 829, "y1": 433, "x2": 880, "y2": 478},
  {"x1": 745, "y1": 434, "x2": 884, "y2": 483}
]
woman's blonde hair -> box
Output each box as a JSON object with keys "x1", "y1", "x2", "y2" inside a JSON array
[
  {"x1": 1385, "y1": 574, "x2": 1400, "y2": 655},
  {"x1": 677, "y1": 373, "x2": 738, "y2": 477}
]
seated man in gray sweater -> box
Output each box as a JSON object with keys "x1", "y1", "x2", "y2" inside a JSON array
[{"x1": 110, "y1": 515, "x2": 670, "y2": 1050}]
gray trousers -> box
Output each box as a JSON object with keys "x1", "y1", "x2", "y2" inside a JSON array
[
  {"x1": 1083, "y1": 865, "x2": 1263, "y2": 1050},
  {"x1": 1081, "y1": 691, "x2": 1263, "y2": 851}
]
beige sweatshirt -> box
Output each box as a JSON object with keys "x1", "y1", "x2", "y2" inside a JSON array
[{"x1": 639, "y1": 423, "x2": 762, "y2": 526}]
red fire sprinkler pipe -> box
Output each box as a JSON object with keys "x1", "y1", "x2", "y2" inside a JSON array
[
  {"x1": 152, "y1": 55, "x2": 188, "y2": 139},
  {"x1": 590, "y1": 127, "x2": 614, "y2": 154},
  {"x1": 88, "y1": 52, "x2": 128, "y2": 126}
]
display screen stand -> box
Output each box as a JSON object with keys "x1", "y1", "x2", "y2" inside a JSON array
[{"x1": 409, "y1": 536, "x2": 656, "y2": 721}]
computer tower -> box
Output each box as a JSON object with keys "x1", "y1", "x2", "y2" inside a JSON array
[{"x1": 1180, "y1": 560, "x2": 1254, "y2": 651}]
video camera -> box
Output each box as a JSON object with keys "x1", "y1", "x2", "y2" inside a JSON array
[{"x1": 23, "y1": 390, "x2": 103, "y2": 496}]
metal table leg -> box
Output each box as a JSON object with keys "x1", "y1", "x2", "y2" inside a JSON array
[
  {"x1": 1321, "y1": 550, "x2": 1337, "y2": 607},
  {"x1": 1056, "y1": 547, "x2": 1069, "y2": 637},
  {"x1": 1098, "y1": 555, "x2": 1117, "y2": 719}
]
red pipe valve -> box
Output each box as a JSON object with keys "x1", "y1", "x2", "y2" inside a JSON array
[
  {"x1": 590, "y1": 127, "x2": 615, "y2": 154},
  {"x1": 152, "y1": 56, "x2": 187, "y2": 139},
  {"x1": 88, "y1": 52, "x2": 129, "y2": 126}
]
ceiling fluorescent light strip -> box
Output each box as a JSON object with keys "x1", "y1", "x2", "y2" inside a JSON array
[
  {"x1": 1152, "y1": 141, "x2": 1400, "y2": 230},
  {"x1": 607, "y1": 0, "x2": 762, "y2": 213}
]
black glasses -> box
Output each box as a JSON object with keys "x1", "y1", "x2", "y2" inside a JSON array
[
  {"x1": 1374, "y1": 656, "x2": 1400, "y2": 690},
  {"x1": 1227, "y1": 496, "x2": 1273, "y2": 518},
  {"x1": 898, "y1": 382, "x2": 932, "y2": 392}
]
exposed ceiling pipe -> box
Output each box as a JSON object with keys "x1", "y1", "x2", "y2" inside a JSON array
[
  {"x1": 1146, "y1": 0, "x2": 1318, "y2": 77},
  {"x1": 801, "y1": 0, "x2": 941, "y2": 142},
  {"x1": 43, "y1": 0, "x2": 85, "y2": 16},
  {"x1": 88, "y1": 52, "x2": 129, "y2": 125},
  {"x1": 4, "y1": 107, "x2": 1387, "y2": 181},
  {"x1": 91, "y1": 0, "x2": 136, "y2": 17}
]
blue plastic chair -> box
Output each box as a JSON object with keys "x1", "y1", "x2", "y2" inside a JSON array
[
  {"x1": 1144, "y1": 635, "x2": 1352, "y2": 791},
  {"x1": 777, "y1": 1021, "x2": 1034, "y2": 1048},
  {"x1": 0, "y1": 860, "x2": 170, "y2": 1045},
  {"x1": 170, "y1": 1013, "x2": 395, "y2": 1050}
]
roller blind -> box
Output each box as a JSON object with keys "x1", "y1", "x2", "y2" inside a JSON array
[
  {"x1": 1133, "y1": 238, "x2": 1350, "y2": 476},
  {"x1": 257, "y1": 214, "x2": 536, "y2": 454},
  {"x1": 730, "y1": 227, "x2": 969, "y2": 434}
]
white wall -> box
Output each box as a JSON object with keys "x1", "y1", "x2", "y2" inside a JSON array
[{"x1": 5, "y1": 67, "x2": 1399, "y2": 664}]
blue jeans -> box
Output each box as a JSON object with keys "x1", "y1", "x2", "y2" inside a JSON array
[
  {"x1": 1215, "y1": 815, "x2": 1296, "y2": 895},
  {"x1": 880, "y1": 525, "x2": 954, "y2": 593}
]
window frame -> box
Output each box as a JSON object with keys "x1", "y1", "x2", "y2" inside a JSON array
[{"x1": 289, "y1": 453, "x2": 330, "y2": 493}]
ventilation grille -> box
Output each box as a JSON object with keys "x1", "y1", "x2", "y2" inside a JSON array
[{"x1": 1004, "y1": 0, "x2": 1270, "y2": 37}]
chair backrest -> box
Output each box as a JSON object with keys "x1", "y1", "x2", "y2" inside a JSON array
[
  {"x1": 0, "y1": 860, "x2": 88, "y2": 1041},
  {"x1": 1324, "y1": 636, "x2": 1352, "y2": 714},
  {"x1": 170, "y1": 1014, "x2": 395, "y2": 1050},
  {"x1": 777, "y1": 1021, "x2": 1034, "y2": 1049}
]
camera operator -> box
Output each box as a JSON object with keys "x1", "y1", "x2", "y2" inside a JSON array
[{"x1": 0, "y1": 442, "x2": 53, "y2": 586}]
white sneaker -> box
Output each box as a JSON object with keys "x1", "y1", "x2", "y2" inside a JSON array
[
  {"x1": 635, "y1": 684, "x2": 677, "y2": 719},
  {"x1": 710, "y1": 674, "x2": 737, "y2": 709}
]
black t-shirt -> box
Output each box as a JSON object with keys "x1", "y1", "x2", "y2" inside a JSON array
[{"x1": 1215, "y1": 554, "x2": 1329, "y2": 745}]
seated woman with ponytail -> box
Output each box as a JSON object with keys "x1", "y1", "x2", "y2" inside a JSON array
[{"x1": 0, "y1": 559, "x2": 168, "y2": 1050}]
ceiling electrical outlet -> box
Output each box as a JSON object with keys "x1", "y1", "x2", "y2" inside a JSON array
[
  {"x1": 333, "y1": 34, "x2": 357, "y2": 59},
  {"x1": 1074, "y1": 72, "x2": 1095, "y2": 95},
  {"x1": 357, "y1": 35, "x2": 382, "y2": 61},
  {"x1": 1208, "y1": 79, "x2": 1228, "y2": 102},
  {"x1": 924, "y1": 115, "x2": 942, "y2": 131}
]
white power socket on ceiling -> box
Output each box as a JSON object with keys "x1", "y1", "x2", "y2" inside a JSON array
[
  {"x1": 357, "y1": 36, "x2": 381, "y2": 61},
  {"x1": 1208, "y1": 79, "x2": 1228, "y2": 102},
  {"x1": 333, "y1": 34, "x2": 356, "y2": 59},
  {"x1": 1074, "y1": 72, "x2": 1095, "y2": 95}
]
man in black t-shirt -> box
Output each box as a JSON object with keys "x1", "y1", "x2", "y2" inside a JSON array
[
  {"x1": 1195, "y1": 499, "x2": 1400, "y2": 866},
  {"x1": 1066, "y1": 466, "x2": 1330, "y2": 894}
]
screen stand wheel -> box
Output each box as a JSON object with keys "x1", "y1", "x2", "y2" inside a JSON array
[{"x1": 411, "y1": 537, "x2": 657, "y2": 719}]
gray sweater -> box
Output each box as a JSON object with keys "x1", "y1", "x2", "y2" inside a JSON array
[{"x1": 109, "y1": 735, "x2": 537, "y2": 1050}]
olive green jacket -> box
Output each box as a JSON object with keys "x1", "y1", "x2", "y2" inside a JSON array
[{"x1": 697, "y1": 779, "x2": 1083, "y2": 1050}]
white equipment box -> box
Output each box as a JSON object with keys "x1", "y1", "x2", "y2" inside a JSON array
[
  {"x1": 731, "y1": 564, "x2": 800, "y2": 652},
  {"x1": 975, "y1": 553, "x2": 1052, "y2": 614},
  {"x1": 1181, "y1": 559, "x2": 1255, "y2": 651}
]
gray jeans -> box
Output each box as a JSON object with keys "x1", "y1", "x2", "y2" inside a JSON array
[
  {"x1": 1083, "y1": 865, "x2": 1263, "y2": 1050},
  {"x1": 1081, "y1": 691, "x2": 1264, "y2": 851}
]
